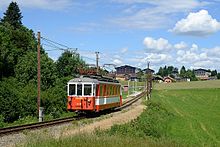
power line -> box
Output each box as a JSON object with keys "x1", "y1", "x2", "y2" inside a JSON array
[{"x1": 41, "y1": 36, "x2": 70, "y2": 49}]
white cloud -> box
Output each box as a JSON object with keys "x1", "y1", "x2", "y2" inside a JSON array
[
  {"x1": 110, "y1": 0, "x2": 207, "y2": 30},
  {"x1": 143, "y1": 37, "x2": 172, "y2": 52},
  {"x1": 174, "y1": 41, "x2": 188, "y2": 50},
  {"x1": 0, "y1": 0, "x2": 72, "y2": 10},
  {"x1": 171, "y1": 10, "x2": 220, "y2": 36},
  {"x1": 206, "y1": 47, "x2": 220, "y2": 57},
  {"x1": 141, "y1": 36, "x2": 220, "y2": 71},
  {"x1": 141, "y1": 53, "x2": 172, "y2": 65},
  {"x1": 121, "y1": 47, "x2": 128, "y2": 53},
  {"x1": 191, "y1": 44, "x2": 198, "y2": 51},
  {"x1": 113, "y1": 59, "x2": 123, "y2": 65}
]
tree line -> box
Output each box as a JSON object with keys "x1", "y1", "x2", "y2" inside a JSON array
[
  {"x1": 0, "y1": 2, "x2": 86, "y2": 124},
  {"x1": 157, "y1": 65, "x2": 220, "y2": 81}
]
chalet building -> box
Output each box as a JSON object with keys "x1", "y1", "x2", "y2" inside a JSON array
[
  {"x1": 164, "y1": 76, "x2": 175, "y2": 83},
  {"x1": 116, "y1": 65, "x2": 136, "y2": 74},
  {"x1": 194, "y1": 68, "x2": 211, "y2": 80},
  {"x1": 115, "y1": 65, "x2": 137, "y2": 81}
]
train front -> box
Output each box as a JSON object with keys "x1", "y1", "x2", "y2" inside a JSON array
[{"x1": 67, "y1": 77, "x2": 97, "y2": 111}]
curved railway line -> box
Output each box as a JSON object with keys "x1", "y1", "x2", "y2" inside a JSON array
[{"x1": 0, "y1": 90, "x2": 146, "y2": 136}]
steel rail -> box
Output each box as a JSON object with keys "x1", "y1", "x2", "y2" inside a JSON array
[{"x1": 0, "y1": 90, "x2": 146, "y2": 136}]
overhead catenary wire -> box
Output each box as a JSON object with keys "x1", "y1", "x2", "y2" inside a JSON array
[
  {"x1": 41, "y1": 36, "x2": 70, "y2": 49},
  {"x1": 40, "y1": 36, "x2": 122, "y2": 68}
]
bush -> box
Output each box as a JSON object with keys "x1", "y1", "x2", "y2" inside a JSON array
[{"x1": 0, "y1": 78, "x2": 23, "y2": 122}]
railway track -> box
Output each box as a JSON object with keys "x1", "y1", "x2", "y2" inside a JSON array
[{"x1": 0, "y1": 90, "x2": 146, "y2": 136}]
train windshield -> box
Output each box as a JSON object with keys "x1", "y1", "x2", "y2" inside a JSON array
[
  {"x1": 84, "y1": 84, "x2": 92, "y2": 96},
  {"x1": 77, "y1": 84, "x2": 82, "y2": 96},
  {"x1": 69, "y1": 84, "x2": 76, "y2": 95}
]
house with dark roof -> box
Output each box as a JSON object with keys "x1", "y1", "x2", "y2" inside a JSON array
[
  {"x1": 194, "y1": 68, "x2": 211, "y2": 80},
  {"x1": 164, "y1": 76, "x2": 176, "y2": 83},
  {"x1": 115, "y1": 65, "x2": 137, "y2": 81}
]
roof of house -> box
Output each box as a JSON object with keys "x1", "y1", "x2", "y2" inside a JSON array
[
  {"x1": 164, "y1": 76, "x2": 176, "y2": 81},
  {"x1": 194, "y1": 68, "x2": 211, "y2": 72},
  {"x1": 115, "y1": 65, "x2": 136, "y2": 69}
]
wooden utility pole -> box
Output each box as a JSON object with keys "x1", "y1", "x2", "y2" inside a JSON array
[
  {"x1": 146, "y1": 62, "x2": 152, "y2": 100},
  {"x1": 37, "y1": 32, "x2": 41, "y2": 121},
  {"x1": 95, "y1": 52, "x2": 99, "y2": 74}
]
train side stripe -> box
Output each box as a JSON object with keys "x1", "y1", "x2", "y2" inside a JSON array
[{"x1": 95, "y1": 97, "x2": 120, "y2": 105}]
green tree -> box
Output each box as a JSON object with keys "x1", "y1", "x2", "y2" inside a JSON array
[
  {"x1": 211, "y1": 70, "x2": 217, "y2": 76},
  {"x1": 217, "y1": 73, "x2": 220, "y2": 79},
  {"x1": 1, "y1": 2, "x2": 22, "y2": 28},
  {"x1": 0, "y1": 23, "x2": 37, "y2": 78},
  {"x1": 0, "y1": 78, "x2": 22, "y2": 122},
  {"x1": 185, "y1": 69, "x2": 197, "y2": 81},
  {"x1": 157, "y1": 67, "x2": 163, "y2": 76},
  {"x1": 180, "y1": 66, "x2": 186, "y2": 77},
  {"x1": 15, "y1": 51, "x2": 57, "y2": 90},
  {"x1": 167, "y1": 66, "x2": 174, "y2": 75},
  {"x1": 56, "y1": 51, "x2": 86, "y2": 78}
]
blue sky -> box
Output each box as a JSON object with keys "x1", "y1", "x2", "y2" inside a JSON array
[{"x1": 1, "y1": 0, "x2": 220, "y2": 72}]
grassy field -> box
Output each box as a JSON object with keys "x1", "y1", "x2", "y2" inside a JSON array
[{"x1": 152, "y1": 89, "x2": 220, "y2": 146}]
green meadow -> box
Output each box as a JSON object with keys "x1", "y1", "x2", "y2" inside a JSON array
[{"x1": 152, "y1": 89, "x2": 220, "y2": 146}]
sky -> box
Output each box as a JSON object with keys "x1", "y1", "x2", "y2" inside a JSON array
[{"x1": 1, "y1": 0, "x2": 220, "y2": 72}]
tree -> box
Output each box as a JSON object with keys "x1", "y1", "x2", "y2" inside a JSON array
[
  {"x1": 15, "y1": 51, "x2": 57, "y2": 90},
  {"x1": 180, "y1": 66, "x2": 186, "y2": 77},
  {"x1": 56, "y1": 51, "x2": 86, "y2": 78},
  {"x1": 211, "y1": 70, "x2": 217, "y2": 76},
  {"x1": 1, "y1": 2, "x2": 22, "y2": 28},
  {"x1": 217, "y1": 73, "x2": 220, "y2": 79},
  {"x1": 0, "y1": 22, "x2": 37, "y2": 78},
  {"x1": 167, "y1": 66, "x2": 174, "y2": 75},
  {"x1": 157, "y1": 67, "x2": 163, "y2": 76},
  {"x1": 0, "y1": 78, "x2": 22, "y2": 122}
]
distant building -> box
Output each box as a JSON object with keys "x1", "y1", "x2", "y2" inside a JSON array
[
  {"x1": 164, "y1": 76, "x2": 175, "y2": 83},
  {"x1": 194, "y1": 68, "x2": 211, "y2": 80},
  {"x1": 115, "y1": 65, "x2": 136, "y2": 75},
  {"x1": 115, "y1": 65, "x2": 137, "y2": 81}
]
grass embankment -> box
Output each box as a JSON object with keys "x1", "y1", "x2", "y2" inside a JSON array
[{"x1": 152, "y1": 89, "x2": 220, "y2": 146}]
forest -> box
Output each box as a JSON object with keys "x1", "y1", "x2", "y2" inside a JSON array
[{"x1": 0, "y1": 2, "x2": 86, "y2": 124}]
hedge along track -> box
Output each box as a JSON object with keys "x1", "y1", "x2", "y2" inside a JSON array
[{"x1": 0, "y1": 90, "x2": 146, "y2": 136}]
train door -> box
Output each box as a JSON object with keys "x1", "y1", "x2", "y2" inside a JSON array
[{"x1": 81, "y1": 83, "x2": 94, "y2": 110}]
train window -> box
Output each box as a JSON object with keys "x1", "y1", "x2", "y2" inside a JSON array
[
  {"x1": 113, "y1": 86, "x2": 116, "y2": 95},
  {"x1": 110, "y1": 85, "x2": 113, "y2": 95},
  {"x1": 77, "y1": 84, "x2": 82, "y2": 96},
  {"x1": 84, "y1": 84, "x2": 92, "y2": 96},
  {"x1": 117, "y1": 86, "x2": 120, "y2": 95},
  {"x1": 99, "y1": 85, "x2": 103, "y2": 96},
  {"x1": 69, "y1": 84, "x2": 76, "y2": 95},
  {"x1": 96, "y1": 85, "x2": 99, "y2": 96}
]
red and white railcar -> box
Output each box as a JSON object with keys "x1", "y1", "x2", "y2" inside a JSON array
[{"x1": 67, "y1": 75, "x2": 122, "y2": 112}]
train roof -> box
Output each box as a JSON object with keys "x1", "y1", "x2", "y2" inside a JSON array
[{"x1": 68, "y1": 75, "x2": 120, "y2": 84}]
